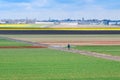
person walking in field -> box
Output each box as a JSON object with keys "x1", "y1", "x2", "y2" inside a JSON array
[{"x1": 67, "y1": 44, "x2": 71, "y2": 50}]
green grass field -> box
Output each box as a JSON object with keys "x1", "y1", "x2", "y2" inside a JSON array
[
  {"x1": 0, "y1": 35, "x2": 120, "y2": 80},
  {"x1": 75, "y1": 46, "x2": 120, "y2": 56},
  {"x1": 0, "y1": 48, "x2": 120, "y2": 80},
  {"x1": 0, "y1": 38, "x2": 31, "y2": 46}
]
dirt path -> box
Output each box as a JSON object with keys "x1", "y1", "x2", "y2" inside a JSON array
[
  {"x1": 50, "y1": 47, "x2": 120, "y2": 62},
  {"x1": 1, "y1": 36, "x2": 120, "y2": 61}
]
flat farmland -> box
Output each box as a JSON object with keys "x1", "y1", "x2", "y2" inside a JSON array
[
  {"x1": 0, "y1": 35, "x2": 120, "y2": 80},
  {"x1": 0, "y1": 24, "x2": 48, "y2": 28},
  {"x1": 0, "y1": 48, "x2": 120, "y2": 80},
  {"x1": 1, "y1": 35, "x2": 120, "y2": 46},
  {"x1": 0, "y1": 37, "x2": 31, "y2": 46},
  {"x1": 0, "y1": 24, "x2": 120, "y2": 31},
  {"x1": 0, "y1": 37, "x2": 46, "y2": 48}
]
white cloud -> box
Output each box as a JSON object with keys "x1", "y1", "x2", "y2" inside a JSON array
[{"x1": 0, "y1": 0, "x2": 120, "y2": 19}]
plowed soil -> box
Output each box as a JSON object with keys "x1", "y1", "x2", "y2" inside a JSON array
[{"x1": 40, "y1": 41, "x2": 120, "y2": 46}]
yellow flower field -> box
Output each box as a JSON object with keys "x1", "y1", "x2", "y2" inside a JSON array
[
  {"x1": 0, "y1": 27, "x2": 120, "y2": 31},
  {"x1": 0, "y1": 24, "x2": 120, "y2": 31},
  {"x1": 0, "y1": 24, "x2": 30, "y2": 27}
]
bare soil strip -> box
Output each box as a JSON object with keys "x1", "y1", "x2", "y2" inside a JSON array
[
  {"x1": 11, "y1": 37, "x2": 120, "y2": 46},
  {"x1": 40, "y1": 41, "x2": 120, "y2": 46},
  {"x1": 51, "y1": 47, "x2": 120, "y2": 62}
]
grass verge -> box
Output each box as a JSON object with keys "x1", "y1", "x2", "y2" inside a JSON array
[
  {"x1": 0, "y1": 38, "x2": 31, "y2": 46},
  {"x1": 75, "y1": 45, "x2": 120, "y2": 56}
]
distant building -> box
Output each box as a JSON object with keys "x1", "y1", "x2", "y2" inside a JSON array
[
  {"x1": 0, "y1": 18, "x2": 119, "y2": 26},
  {"x1": 102, "y1": 20, "x2": 110, "y2": 25},
  {"x1": 35, "y1": 21, "x2": 54, "y2": 24},
  {"x1": 60, "y1": 22, "x2": 78, "y2": 25},
  {"x1": 109, "y1": 21, "x2": 120, "y2": 26},
  {"x1": 54, "y1": 21, "x2": 60, "y2": 25},
  {"x1": 0, "y1": 21, "x2": 6, "y2": 24}
]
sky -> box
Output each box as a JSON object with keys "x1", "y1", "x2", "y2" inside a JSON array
[{"x1": 0, "y1": 0, "x2": 120, "y2": 20}]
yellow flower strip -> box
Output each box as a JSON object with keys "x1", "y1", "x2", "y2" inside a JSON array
[{"x1": 0, "y1": 27, "x2": 120, "y2": 31}]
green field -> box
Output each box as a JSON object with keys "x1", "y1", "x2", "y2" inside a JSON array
[
  {"x1": 0, "y1": 48, "x2": 120, "y2": 80},
  {"x1": 0, "y1": 35, "x2": 120, "y2": 80},
  {"x1": 0, "y1": 38, "x2": 31, "y2": 46},
  {"x1": 75, "y1": 46, "x2": 120, "y2": 56}
]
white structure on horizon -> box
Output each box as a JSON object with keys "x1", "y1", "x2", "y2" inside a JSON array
[
  {"x1": 0, "y1": 20, "x2": 6, "y2": 24},
  {"x1": 35, "y1": 21, "x2": 54, "y2": 24},
  {"x1": 60, "y1": 22, "x2": 78, "y2": 25}
]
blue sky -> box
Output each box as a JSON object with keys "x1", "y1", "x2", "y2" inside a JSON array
[{"x1": 0, "y1": 0, "x2": 120, "y2": 19}]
